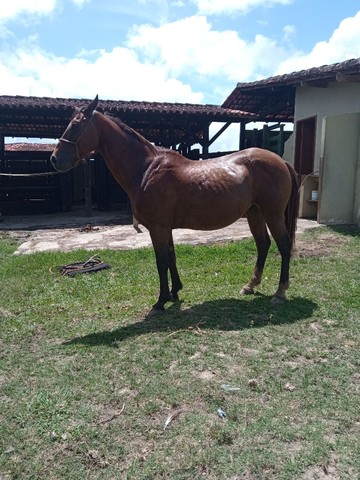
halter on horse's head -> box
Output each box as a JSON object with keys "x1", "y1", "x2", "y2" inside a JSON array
[{"x1": 51, "y1": 95, "x2": 99, "y2": 171}]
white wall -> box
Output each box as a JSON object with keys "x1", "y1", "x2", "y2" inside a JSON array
[
  {"x1": 353, "y1": 132, "x2": 360, "y2": 224},
  {"x1": 293, "y1": 82, "x2": 360, "y2": 225},
  {"x1": 294, "y1": 82, "x2": 360, "y2": 172},
  {"x1": 282, "y1": 132, "x2": 294, "y2": 164},
  {"x1": 320, "y1": 113, "x2": 360, "y2": 224}
]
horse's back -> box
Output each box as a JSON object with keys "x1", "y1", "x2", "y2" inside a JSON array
[
  {"x1": 196, "y1": 147, "x2": 293, "y2": 215},
  {"x1": 137, "y1": 147, "x2": 293, "y2": 230},
  {"x1": 230, "y1": 147, "x2": 288, "y2": 169}
]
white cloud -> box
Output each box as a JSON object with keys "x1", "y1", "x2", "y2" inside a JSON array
[
  {"x1": 276, "y1": 11, "x2": 360, "y2": 74},
  {"x1": 193, "y1": 0, "x2": 292, "y2": 16},
  {"x1": 283, "y1": 24, "x2": 296, "y2": 40},
  {"x1": 0, "y1": 0, "x2": 89, "y2": 21},
  {"x1": 0, "y1": 0, "x2": 56, "y2": 21},
  {"x1": 128, "y1": 16, "x2": 287, "y2": 82},
  {"x1": 0, "y1": 12, "x2": 289, "y2": 104},
  {"x1": 71, "y1": 0, "x2": 90, "y2": 6},
  {"x1": 0, "y1": 41, "x2": 203, "y2": 103},
  {"x1": 1, "y1": 1, "x2": 360, "y2": 122}
]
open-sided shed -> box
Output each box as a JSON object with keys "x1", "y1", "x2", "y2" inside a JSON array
[{"x1": 0, "y1": 95, "x2": 255, "y2": 215}]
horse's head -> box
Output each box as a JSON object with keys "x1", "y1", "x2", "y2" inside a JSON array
[{"x1": 51, "y1": 95, "x2": 99, "y2": 172}]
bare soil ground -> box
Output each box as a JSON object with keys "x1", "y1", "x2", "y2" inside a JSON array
[{"x1": 294, "y1": 232, "x2": 350, "y2": 259}]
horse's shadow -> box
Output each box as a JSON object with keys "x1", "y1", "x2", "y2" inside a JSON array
[{"x1": 63, "y1": 295, "x2": 317, "y2": 348}]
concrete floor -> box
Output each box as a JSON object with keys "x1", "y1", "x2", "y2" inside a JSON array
[{"x1": 0, "y1": 208, "x2": 321, "y2": 255}]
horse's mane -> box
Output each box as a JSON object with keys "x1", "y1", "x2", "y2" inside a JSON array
[{"x1": 105, "y1": 114, "x2": 156, "y2": 151}]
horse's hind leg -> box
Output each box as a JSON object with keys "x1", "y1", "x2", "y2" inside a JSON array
[
  {"x1": 265, "y1": 215, "x2": 292, "y2": 304},
  {"x1": 150, "y1": 228, "x2": 172, "y2": 310},
  {"x1": 169, "y1": 233, "x2": 182, "y2": 301},
  {"x1": 241, "y1": 206, "x2": 271, "y2": 295}
]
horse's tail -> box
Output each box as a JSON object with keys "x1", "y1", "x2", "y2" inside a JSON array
[{"x1": 284, "y1": 162, "x2": 299, "y2": 252}]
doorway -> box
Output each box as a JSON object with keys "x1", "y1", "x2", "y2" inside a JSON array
[{"x1": 294, "y1": 116, "x2": 316, "y2": 175}]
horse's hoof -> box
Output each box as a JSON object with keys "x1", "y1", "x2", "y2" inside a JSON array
[
  {"x1": 151, "y1": 302, "x2": 165, "y2": 312},
  {"x1": 240, "y1": 286, "x2": 254, "y2": 295},
  {"x1": 271, "y1": 295, "x2": 285, "y2": 306}
]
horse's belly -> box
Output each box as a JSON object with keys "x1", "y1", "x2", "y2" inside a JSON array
[
  {"x1": 177, "y1": 218, "x2": 240, "y2": 231},
  {"x1": 170, "y1": 181, "x2": 252, "y2": 229},
  {"x1": 174, "y1": 201, "x2": 248, "y2": 230}
]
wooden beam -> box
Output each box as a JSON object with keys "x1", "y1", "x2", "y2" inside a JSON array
[
  {"x1": 0, "y1": 135, "x2": 4, "y2": 160},
  {"x1": 208, "y1": 122, "x2": 231, "y2": 146},
  {"x1": 300, "y1": 80, "x2": 329, "y2": 88},
  {"x1": 336, "y1": 72, "x2": 360, "y2": 83},
  {"x1": 84, "y1": 157, "x2": 92, "y2": 216}
]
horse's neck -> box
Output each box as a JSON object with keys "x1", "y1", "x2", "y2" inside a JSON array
[{"x1": 94, "y1": 113, "x2": 155, "y2": 198}]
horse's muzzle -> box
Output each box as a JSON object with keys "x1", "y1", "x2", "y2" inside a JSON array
[{"x1": 50, "y1": 154, "x2": 71, "y2": 172}]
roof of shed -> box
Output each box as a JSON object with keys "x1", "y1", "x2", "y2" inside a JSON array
[
  {"x1": 5, "y1": 143, "x2": 55, "y2": 152},
  {"x1": 222, "y1": 57, "x2": 360, "y2": 122},
  {"x1": 0, "y1": 95, "x2": 256, "y2": 145}
]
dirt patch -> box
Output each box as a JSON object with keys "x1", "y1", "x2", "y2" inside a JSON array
[
  {"x1": 197, "y1": 370, "x2": 217, "y2": 381},
  {"x1": 301, "y1": 452, "x2": 340, "y2": 479},
  {"x1": 294, "y1": 233, "x2": 349, "y2": 259}
]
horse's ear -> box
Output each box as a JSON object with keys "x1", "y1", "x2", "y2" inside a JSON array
[{"x1": 84, "y1": 95, "x2": 99, "y2": 117}]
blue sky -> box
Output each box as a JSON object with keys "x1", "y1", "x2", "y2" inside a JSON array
[{"x1": 1, "y1": 0, "x2": 360, "y2": 108}]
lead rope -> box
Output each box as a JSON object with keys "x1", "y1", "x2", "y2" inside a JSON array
[
  {"x1": 50, "y1": 255, "x2": 111, "y2": 277},
  {"x1": 298, "y1": 170, "x2": 320, "y2": 191},
  {"x1": 0, "y1": 171, "x2": 60, "y2": 177}
]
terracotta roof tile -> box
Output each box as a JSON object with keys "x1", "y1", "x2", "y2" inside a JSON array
[
  {"x1": 0, "y1": 95, "x2": 256, "y2": 144},
  {"x1": 222, "y1": 57, "x2": 360, "y2": 122},
  {"x1": 5, "y1": 143, "x2": 55, "y2": 152}
]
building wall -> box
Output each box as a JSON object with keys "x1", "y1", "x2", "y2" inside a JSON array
[
  {"x1": 294, "y1": 82, "x2": 360, "y2": 172},
  {"x1": 282, "y1": 131, "x2": 294, "y2": 164},
  {"x1": 320, "y1": 113, "x2": 360, "y2": 224},
  {"x1": 287, "y1": 81, "x2": 360, "y2": 225},
  {"x1": 354, "y1": 133, "x2": 360, "y2": 224}
]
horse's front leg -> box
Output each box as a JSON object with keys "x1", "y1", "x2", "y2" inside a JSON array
[
  {"x1": 169, "y1": 233, "x2": 182, "y2": 301},
  {"x1": 150, "y1": 228, "x2": 172, "y2": 311}
]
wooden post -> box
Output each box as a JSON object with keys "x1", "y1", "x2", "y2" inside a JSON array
[
  {"x1": 0, "y1": 135, "x2": 4, "y2": 217},
  {"x1": 239, "y1": 121, "x2": 246, "y2": 151},
  {"x1": 202, "y1": 123, "x2": 209, "y2": 159},
  {"x1": 0, "y1": 135, "x2": 4, "y2": 167},
  {"x1": 84, "y1": 157, "x2": 92, "y2": 216}
]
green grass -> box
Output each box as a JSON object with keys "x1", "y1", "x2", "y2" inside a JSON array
[{"x1": 0, "y1": 226, "x2": 359, "y2": 479}]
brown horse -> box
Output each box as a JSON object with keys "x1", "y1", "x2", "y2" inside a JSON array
[{"x1": 51, "y1": 96, "x2": 299, "y2": 311}]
